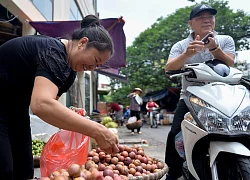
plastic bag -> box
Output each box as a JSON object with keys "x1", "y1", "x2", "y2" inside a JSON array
[
  {"x1": 32, "y1": 133, "x2": 51, "y2": 142},
  {"x1": 127, "y1": 116, "x2": 137, "y2": 124},
  {"x1": 175, "y1": 131, "x2": 185, "y2": 160},
  {"x1": 40, "y1": 129, "x2": 89, "y2": 177},
  {"x1": 175, "y1": 131, "x2": 188, "y2": 169},
  {"x1": 134, "y1": 95, "x2": 143, "y2": 105}
]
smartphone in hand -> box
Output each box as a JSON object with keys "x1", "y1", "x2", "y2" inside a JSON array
[{"x1": 201, "y1": 33, "x2": 213, "y2": 44}]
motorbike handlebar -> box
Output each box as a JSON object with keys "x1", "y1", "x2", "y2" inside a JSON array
[
  {"x1": 165, "y1": 69, "x2": 193, "y2": 79},
  {"x1": 148, "y1": 107, "x2": 159, "y2": 110}
]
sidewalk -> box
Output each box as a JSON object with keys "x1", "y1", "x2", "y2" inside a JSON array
[
  {"x1": 118, "y1": 124, "x2": 166, "y2": 161},
  {"x1": 117, "y1": 123, "x2": 169, "y2": 180}
]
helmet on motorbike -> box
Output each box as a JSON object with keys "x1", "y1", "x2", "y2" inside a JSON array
[{"x1": 205, "y1": 59, "x2": 230, "y2": 77}]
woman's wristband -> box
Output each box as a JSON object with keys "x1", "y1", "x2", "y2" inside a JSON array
[{"x1": 209, "y1": 44, "x2": 219, "y2": 52}]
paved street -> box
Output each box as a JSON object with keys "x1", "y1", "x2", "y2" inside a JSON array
[
  {"x1": 118, "y1": 122, "x2": 184, "y2": 180},
  {"x1": 118, "y1": 122, "x2": 170, "y2": 162}
]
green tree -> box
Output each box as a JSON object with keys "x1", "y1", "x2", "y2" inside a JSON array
[{"x1": 107, "y1": 0, "x2": 250, "y2": 103}]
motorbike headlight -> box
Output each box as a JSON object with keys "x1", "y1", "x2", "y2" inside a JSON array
[{"x1": 189, "y1": 94, "x2": 250, "y2": 135}]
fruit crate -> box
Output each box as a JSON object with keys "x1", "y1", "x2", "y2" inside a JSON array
[{"x1": 128, "y1": 158, "x2": 169, "y2": 180}]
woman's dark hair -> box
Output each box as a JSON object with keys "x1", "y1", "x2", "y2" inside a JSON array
[{"x1": 71, "y1": 14, "x2": 114, "y2": 56}]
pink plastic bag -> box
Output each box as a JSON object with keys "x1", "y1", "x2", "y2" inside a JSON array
[{"x1": 40, "y1": 129, "x2": 89, "y2": 177}]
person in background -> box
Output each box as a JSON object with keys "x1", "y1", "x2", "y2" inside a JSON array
[
  {"x1": 127, "y1": 88, "x2": 143, "y2": 134},
  {"x1": 124, "y1": 106, "x2": 130, "y2": 121},
  {"x1": 107, "y1": 102, "x2": 123, "y2": 127},
  {"x1": 146, "y1": 98, "x2": 160, "y2": 128},
  {"x1": 118, "y1": 102, "x2": 124, "y2": 126},
  {"x1": 0, "y1": 14, "x2": 119, "y2": 179},
  {"x1": 146, "y1": 98, "x2": 159, "y2": 111},
  {"x1": 164, "y1": 4, "x2": 235, "y2": 180}
]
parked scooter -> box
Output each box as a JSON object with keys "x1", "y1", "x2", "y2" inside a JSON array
[
  {"x1": 166, "y1": 59, "x2": 250, "y2": 180},
  {"x1": 148, "y1": 107, "x2": 159, "y2": 128}
]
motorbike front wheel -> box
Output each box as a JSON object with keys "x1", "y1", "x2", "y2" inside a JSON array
[{"x1": 217, "y1": 154, "x2": 250, "y2": 180}]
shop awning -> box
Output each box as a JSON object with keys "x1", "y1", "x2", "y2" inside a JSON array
[
  {"x1": 142, "y1": 89, "x2": 168, "y2": 102},
  {"x1": 96, "y1": 68, "x2": 128, "y2": 83},
  {"x1": 141, "y1": 87, "x2": 181, "y2": 112},
  {"x1": 29, "y1": 17, "x2": 127, "y2": 81}
]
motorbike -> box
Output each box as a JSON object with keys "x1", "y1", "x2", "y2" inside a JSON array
[
  {"x1": 148, "y1": 107, "x2": 159, "y2": 128},
  {"x1": 166, "y1": 59, "x2": 250, "y2": 180}
]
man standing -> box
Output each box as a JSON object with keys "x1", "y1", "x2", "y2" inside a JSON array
[{"x1": 164, "y1": 4, "x2": 235, "y2": 180}]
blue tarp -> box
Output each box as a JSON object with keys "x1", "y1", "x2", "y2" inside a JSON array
[
  {"x1": 142, "y1": 89, "x2": 168, "y2": 102},
  {"x1": 141, "y1": 87, "x2": 181, "y2": 112}
]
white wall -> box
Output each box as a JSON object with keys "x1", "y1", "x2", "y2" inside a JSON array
[
  {"x1": 77, "y1": 0, "x2": 96, "y2": 16},
  {"x1": 53, "y1": 0, "x2": 70, "y2": 20}
]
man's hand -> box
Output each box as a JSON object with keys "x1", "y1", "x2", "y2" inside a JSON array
[
  {"x1": 184, "y1": 35, "x2": 205, "y2": 57},
  {"x1": 204, "y1": 32, "x2": 218, "y2": 50}
]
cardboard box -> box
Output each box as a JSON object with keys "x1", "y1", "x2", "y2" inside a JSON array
[
  {"x1": 168, "y1": 113, "x2": 174, "y2": 124},
  {"x1": 161, "y1": 119, "x2": 170, "y2": 125},
  {"x1": 162, "y1": 113, "x2": 174, "y2": 125},
  {"x1": 97, "y1": 101, "x2": 108, "y2": 114}
]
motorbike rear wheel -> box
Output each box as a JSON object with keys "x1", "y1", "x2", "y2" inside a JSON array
[{"x1": 217, "y1": 154, "x2": 250, "y2": 180}]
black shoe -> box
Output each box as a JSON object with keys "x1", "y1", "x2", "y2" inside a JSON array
[
  {"x1": 182, "y1": 166, "x2": 189, "y2": 178},
  {"x1": 165, "y1": 175, "x2": 177, "y2": 180}
]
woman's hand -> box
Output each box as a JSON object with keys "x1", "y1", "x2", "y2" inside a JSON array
[{"x1": 94, "y1": 124, "x2": 119, "y2": 154}]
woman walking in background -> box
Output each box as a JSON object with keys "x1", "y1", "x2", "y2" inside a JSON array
[{"x1": 127, "y1": 88, "x2": 143, "y2": 134}]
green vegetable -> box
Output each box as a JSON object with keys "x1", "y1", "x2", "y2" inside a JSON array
[
  {"x1": 32, "y1": 139, "x2": 46, "y2": 156},
  {"x1": 105, "y1": 122, "x2": 118, "y2": 128},
  {"x1": 100, "y1": 116, "x2": 113, "y2": 125},
  {"x1": 100, "y1": 116, "x2": 118, "y2": 128}
]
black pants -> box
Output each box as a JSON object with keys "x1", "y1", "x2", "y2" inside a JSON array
[
  {"x1": 0, "y1": 108, "x2": 34, "y2": 180},
  {"x1": 130, "y1": 110, "x2": 141, "y2": 133},
  {"x1": 165, "y1": 99, "x2": 189, "y2": 179}
]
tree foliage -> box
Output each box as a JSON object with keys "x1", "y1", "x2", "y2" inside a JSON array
[{"x1": 107, "y1": 0, "x2": 250, "y2": 104}]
